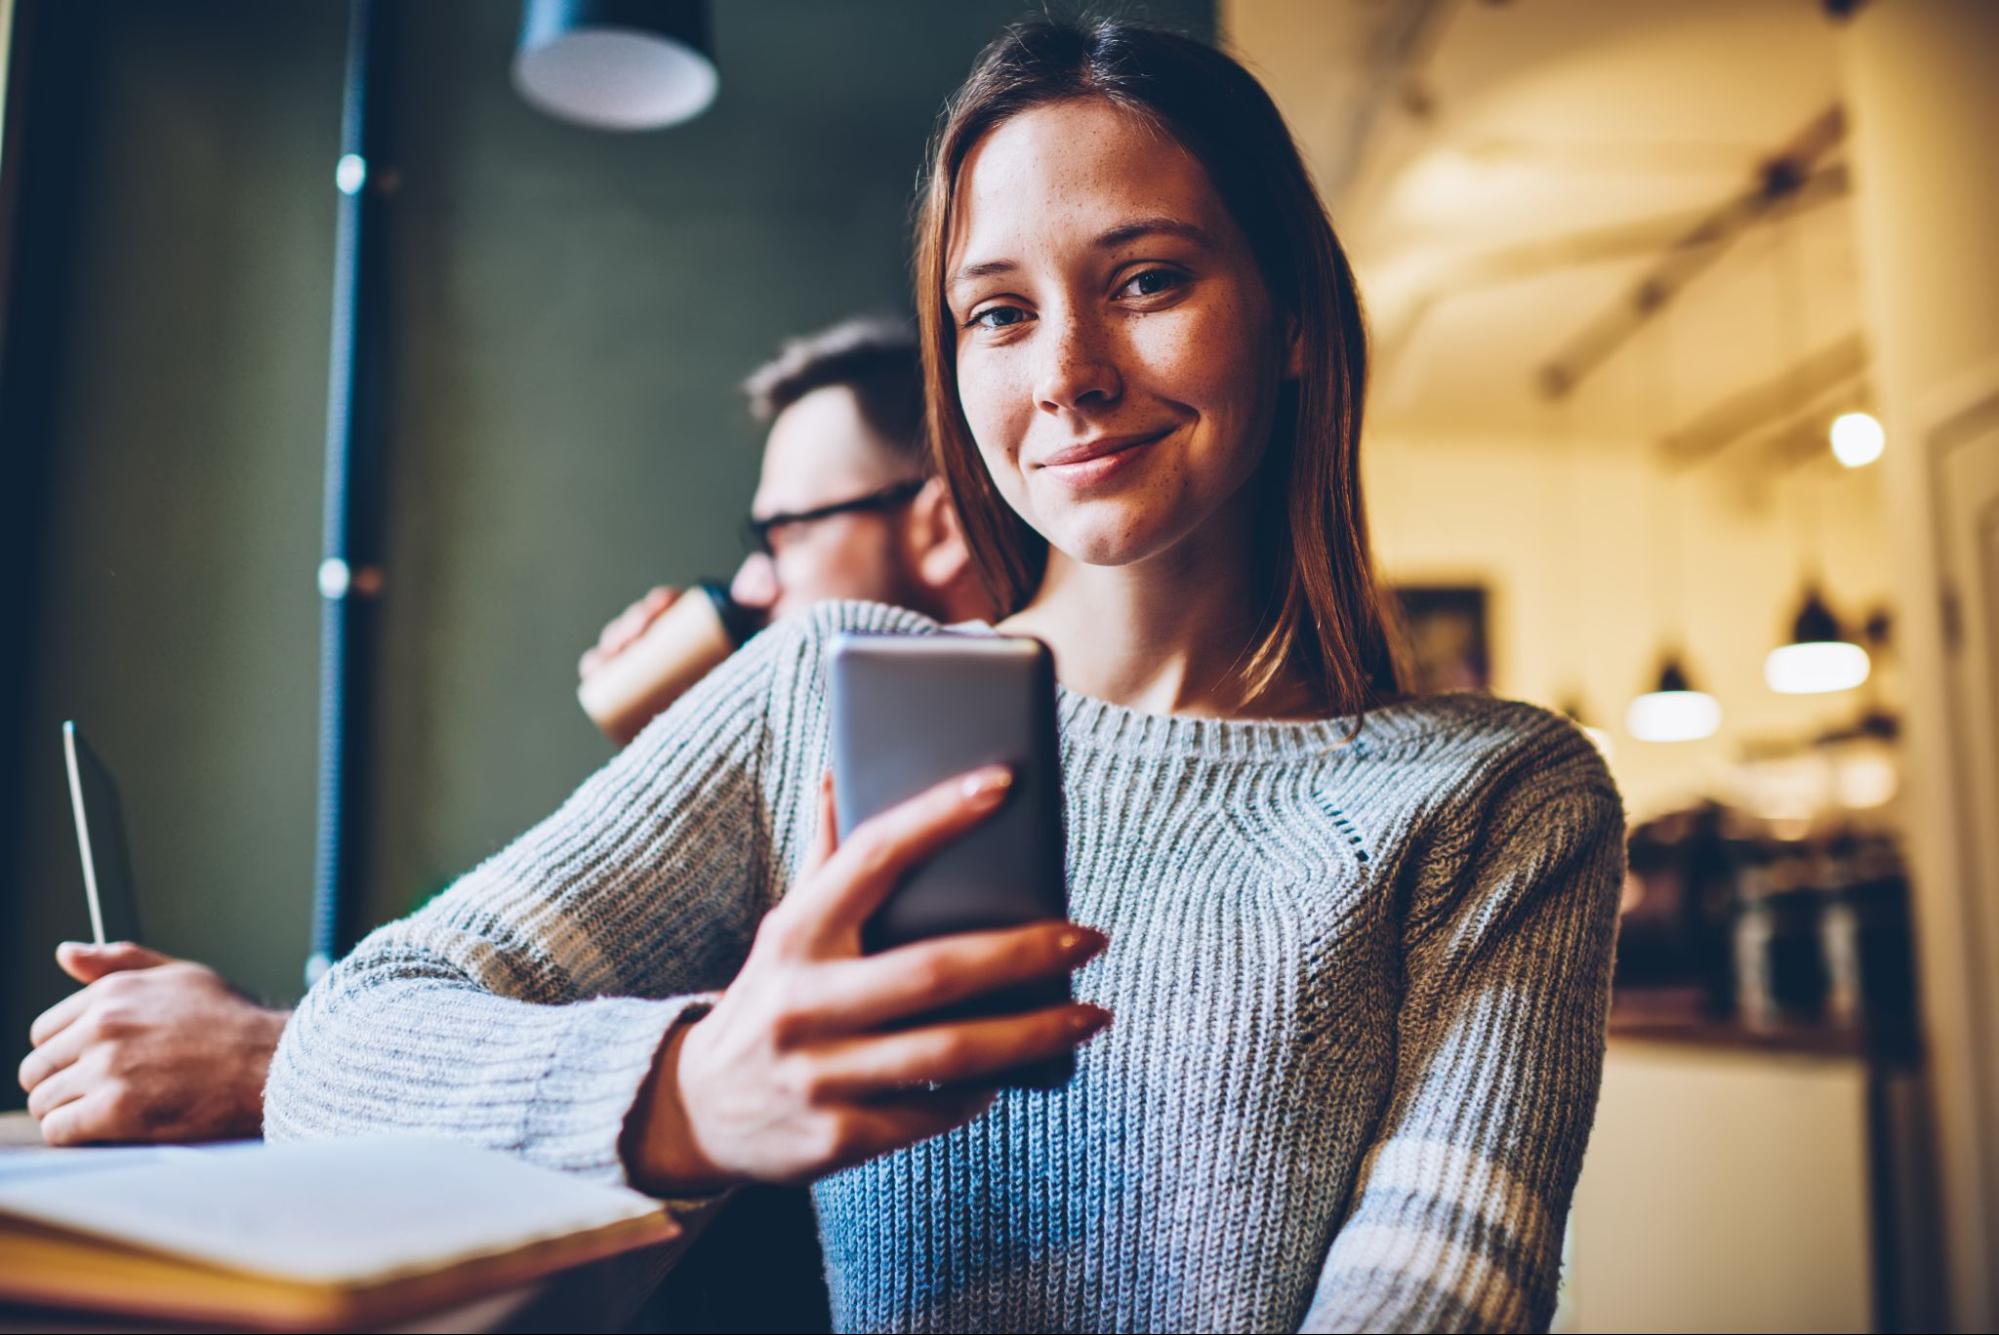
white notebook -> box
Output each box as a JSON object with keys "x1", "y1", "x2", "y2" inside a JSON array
[{"x1": 0, "y1": 1136, "x2": 677, "y2": 1329}]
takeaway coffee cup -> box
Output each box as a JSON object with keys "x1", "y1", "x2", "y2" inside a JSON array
[{"x1": 577, "y1": 582, "x2": 760, "y2": 746}]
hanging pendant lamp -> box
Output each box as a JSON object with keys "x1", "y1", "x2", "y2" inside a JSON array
[
  {"x1": 1761, "y1": 199, "x2": 1869, "y2": 697},
  {"x1": 1627, "y1": 656, "x2": 1722, "y2": 743},
  {"x1": 1765, "y1": 586, "x2": 1871, "y2": 694},
  {"x1": 514, "y1": 0, "x2": 717, "y2": 131},
  {"x1": 1624, "y1": 317, "x2": 1719, "y2": 744}
]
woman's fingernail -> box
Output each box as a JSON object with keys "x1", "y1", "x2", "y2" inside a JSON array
[
  {"x1": 960, "y1": 765, "x2": 1013, "y2": 802},
  {"x1": 1057, "y1": 927, "x2": 1108, "y2": 959},
  {"x1": 1070, "y1": 1005, "x2": 1112, "y2": 1036}
]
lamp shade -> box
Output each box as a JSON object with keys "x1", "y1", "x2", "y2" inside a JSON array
[
  {"x1": 1765, "y1": 587, "x2": 1871, "y2": 694},
  {"x1": 515, "y1": 0, "x2": 716, "y2": 131},
  {"x1": 1626, "y1": 657, "x2": 1722, "y2": 743}
]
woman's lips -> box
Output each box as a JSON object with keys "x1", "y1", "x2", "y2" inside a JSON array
[{"x1": 1036, "y1": 427, "x2": 1174, "y2": 488}]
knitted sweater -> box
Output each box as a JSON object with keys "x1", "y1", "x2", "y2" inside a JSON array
[{"x1": 265, "y1": 600, "x2": 1626, "y2": 1334}]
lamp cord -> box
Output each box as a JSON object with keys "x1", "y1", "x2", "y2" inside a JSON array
[{"x1": 1646, "y1": 317, "x2": 1690, "y2": 648}]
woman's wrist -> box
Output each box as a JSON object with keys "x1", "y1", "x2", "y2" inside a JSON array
[{"x1": 622, "y1": 1018, "x2": 736, "y2": 1196}]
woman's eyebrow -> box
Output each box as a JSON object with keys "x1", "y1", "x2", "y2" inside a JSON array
[
  {"x1": 949, "y1": 257, "x2": 1019, "y2": 288},
  {"x1": 1095, "y1": 217, "x2": 1215, "y2": 251},
  {"x1": 949, "y1": 218, "x2": 1217, "y2": 291}
]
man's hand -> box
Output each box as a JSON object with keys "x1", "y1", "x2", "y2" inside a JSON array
[
  {"x1": 18, "y1": 943, "x2": 289, "y2": 1146},
  {"x1": 578, "y1": 585, "x2": 681, "y2": 680}
]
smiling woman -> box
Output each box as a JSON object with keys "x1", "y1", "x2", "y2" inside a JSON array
[
  {"x1": 888, "y1": 23, "x2": 1629, "y2": 1330},
  {"x1": 262, "y1": 20, "x2": 1626, "y2": 1335},
  {"x1": 915, "y1": 26, "x2": 1398, "y2": 721}
]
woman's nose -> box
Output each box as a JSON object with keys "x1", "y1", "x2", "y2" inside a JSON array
[
  {"x1": 730, "y1": 552, "x2": 779, "y2": 611},
  {"x1": 1035, "y1": 308, "x2": 1122, "y2": 416}
]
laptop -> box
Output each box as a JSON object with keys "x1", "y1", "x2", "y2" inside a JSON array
[{"x1": 62, "y1": 721, "x2": 143, "y2": 945}]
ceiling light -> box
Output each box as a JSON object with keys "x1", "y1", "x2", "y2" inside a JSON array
[
  {"x1": 1766, "y1": 641, "x2": 1871, "y2": 694},
  {"x1": 1829, "y1": 411, "x2": 1885, "y2": 468},
  {"x1": 514, "y1": 0, "x2": 717, "y2": 131},
  {"x1": 1765, "y1": 587, "x2": 1871, "y2": 694},
  {"x1": 1626, "y1": 658, "x2": 1722, "y2": 743}
]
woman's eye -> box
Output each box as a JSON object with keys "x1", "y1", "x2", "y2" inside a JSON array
[
  {"x1": 1120, "y1": 268, "x2": 1185, "y2": 299},
  {"x1": 969, "y1": 304, "x2": 1030, "y2": 331}
]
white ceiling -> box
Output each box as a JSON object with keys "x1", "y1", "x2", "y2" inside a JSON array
[{"x1": 1225, "y1": 0, "x2": 1869, "y2": 451}]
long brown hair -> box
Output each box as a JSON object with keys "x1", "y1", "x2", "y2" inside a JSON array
[{"x1": 913, "y1": 20, "x2": 1408, "y2": 715}]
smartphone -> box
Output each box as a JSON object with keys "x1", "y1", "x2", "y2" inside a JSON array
[
  {"x1": 827, "y1": 632, "x2": 1072, "y2": 1089},
  {"x1": 62, "y1": 721, "x2": 144, "y2": 946}
]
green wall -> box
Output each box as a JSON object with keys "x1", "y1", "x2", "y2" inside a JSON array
[{"x1": 3, "y1": 0, "x2": 1212, "y2": 1104}]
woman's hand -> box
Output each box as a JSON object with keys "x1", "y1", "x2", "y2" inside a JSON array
[
  {"x1": 578, "y1": 585, "x2": 681, "y2": 679},
  {"x1": 623, "y1": 765, "x2": 1110, "y2": 1193}
]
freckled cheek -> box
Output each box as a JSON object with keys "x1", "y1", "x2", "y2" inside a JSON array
[
  {"x1": 1130, "y1": 306, "x2": 1249, "y2": 415},
  {"x1": 1139, "y1": 310, "x2": 1272, "y2": 498},
  {"x1": 956, "y1": 377, "x2": 1035, "y2": 513},
  {"x1": 963, "y1": 361, "x2": 1036, "y2": 453},
  {"x1": 1125, "y1": 313, "x2": 1193, "y2": 388}
]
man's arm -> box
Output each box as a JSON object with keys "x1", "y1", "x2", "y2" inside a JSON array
[
  {"x1": 18, "y1": 943, "x2": 288, "y2": 1145},
  {"x1": 15, "y1": 591, "x2": 713, "y2": 1149}
]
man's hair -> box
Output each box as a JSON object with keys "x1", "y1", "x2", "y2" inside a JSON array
[{"x1": 742, "y1": 316, "x2": 927, "y2": 474}]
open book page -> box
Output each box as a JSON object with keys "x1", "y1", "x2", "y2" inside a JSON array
[
  {"x1": 0, "y1": 1136, "x2": 669, "y2": 1283},
  {"x1": 0, "y1": 1139, "x2": 255, "y2": 1186}
]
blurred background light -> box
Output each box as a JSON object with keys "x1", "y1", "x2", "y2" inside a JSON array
[
  {"x1": 1627, "y1": 658, "x2": 1722, "y2": 743},
  {"x1": 1766, "y1": 640, "x2": 1871, "y2": 694},
  {"x1": 1829, "y1": 410, "x2": 1885, "y2": 467}
]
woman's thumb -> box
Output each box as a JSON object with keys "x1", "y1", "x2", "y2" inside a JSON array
[{"x1": 55, "y1": 940, "x2": 172, "y2": 983}]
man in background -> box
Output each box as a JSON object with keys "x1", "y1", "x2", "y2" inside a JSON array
[{"x1": 17, "y1": 314, "x2": 987, "y2": 1148}]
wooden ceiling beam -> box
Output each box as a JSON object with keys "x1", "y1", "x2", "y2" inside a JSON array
[
  {"x1": 1536, "y1": 105, "x2": 1847, "y2": 401},
  {"x1": 1658, "y1": 329, "x2": 1869, "y2": 467}
]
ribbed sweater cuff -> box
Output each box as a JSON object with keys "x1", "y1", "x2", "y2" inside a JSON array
[{"x1": 522, "y1": 992, "x2": 717, "y2": 1187}]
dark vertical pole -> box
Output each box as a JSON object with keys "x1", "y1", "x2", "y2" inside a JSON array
[
  {"x1": 309, "y1": 0, "x2": 393, "y2": 986},
  {"x1": 1, "y1": 1, "x2": 96, "y2": 1037}
]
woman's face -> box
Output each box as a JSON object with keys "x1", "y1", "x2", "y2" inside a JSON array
[{"x1": 945, "y1": 97, "x2": 1289, "y2": 570}]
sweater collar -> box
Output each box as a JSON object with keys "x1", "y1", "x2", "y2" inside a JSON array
[{"x1": 939, "y1": 615, "x2": 1449, "y2": 762}]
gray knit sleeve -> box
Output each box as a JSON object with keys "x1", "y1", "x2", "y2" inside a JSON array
[
  {"x1": 1300, "y1": 724, "x2": 1626, "y2": 1334},
  {"x1": 263, "y1": 615, "x2": 801, "y2": 1186}
]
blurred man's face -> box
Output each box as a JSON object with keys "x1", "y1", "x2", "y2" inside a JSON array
[{"x1": 729, "y1": 384, "x2": 924, "y2": 624}]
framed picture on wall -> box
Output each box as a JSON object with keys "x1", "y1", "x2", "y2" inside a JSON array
[{"x1": 1392, "y1": 584, "x2": 1491, "y2": 695}]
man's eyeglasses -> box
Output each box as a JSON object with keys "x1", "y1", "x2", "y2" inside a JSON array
[{"x1": 742, "y1": 479, "x2": 927, "y2": 558}]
